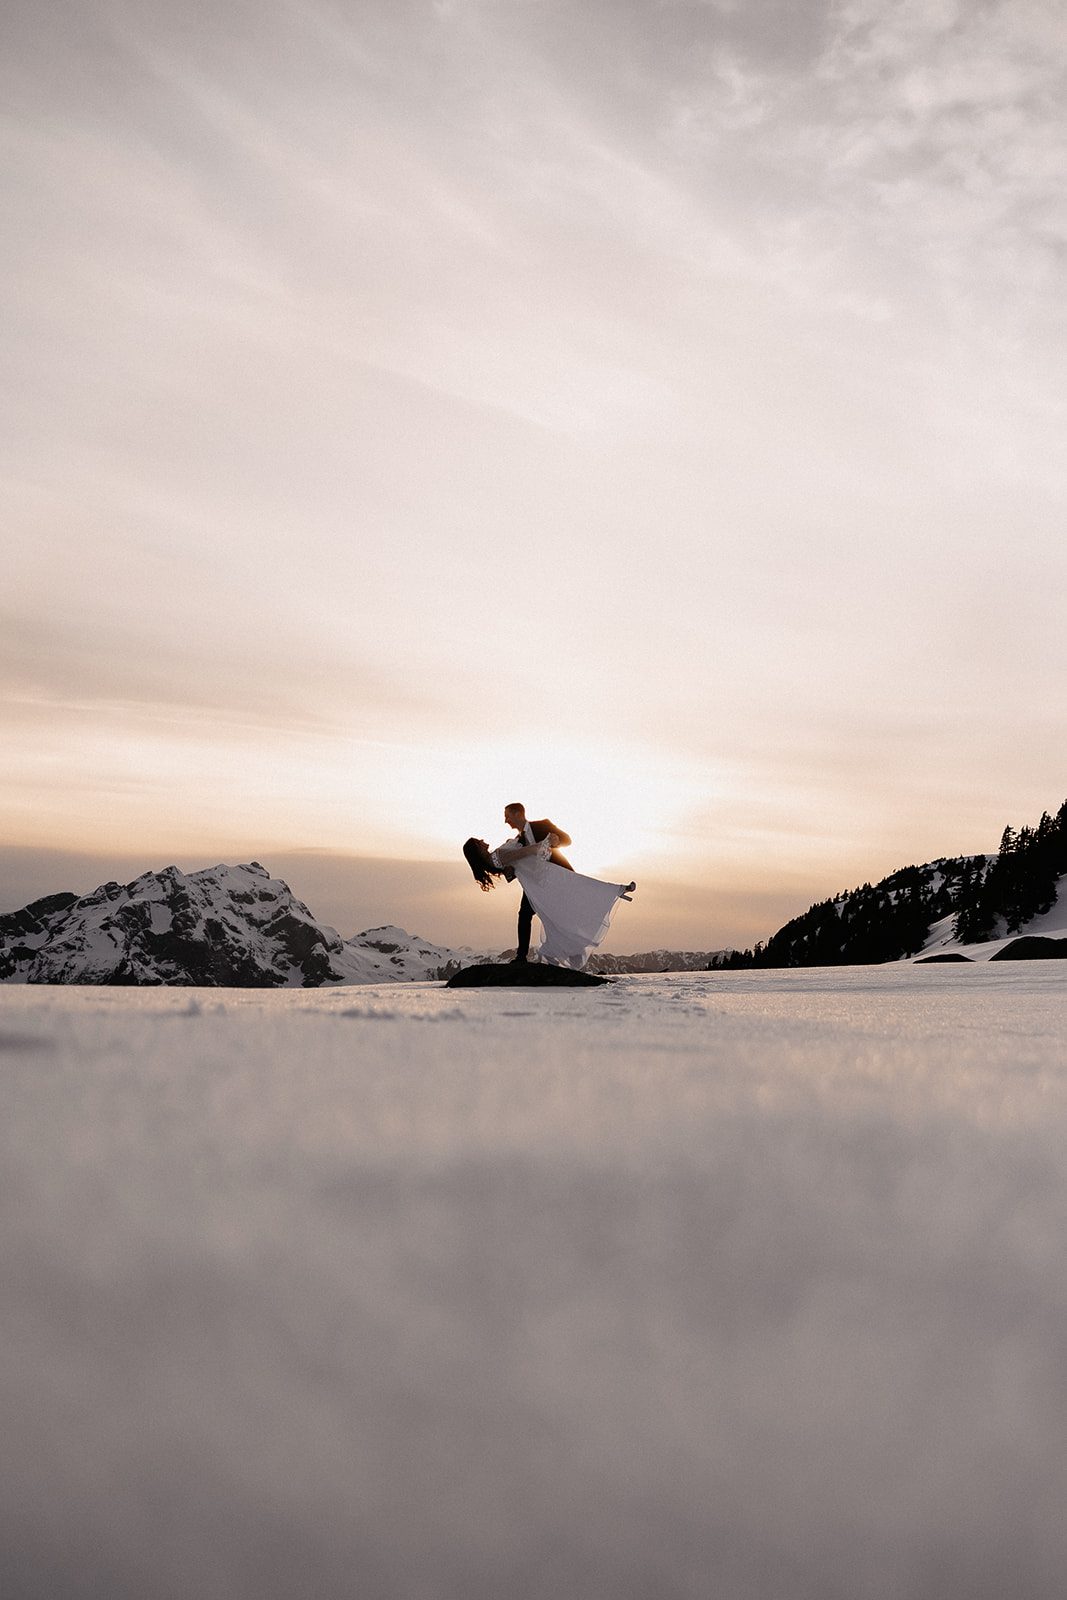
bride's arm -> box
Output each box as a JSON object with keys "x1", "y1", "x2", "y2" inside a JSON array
[{"x1": 494, "y1": 840, "x2": 544, "y2": 860}]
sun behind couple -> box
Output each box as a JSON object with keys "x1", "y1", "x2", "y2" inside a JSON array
[{"x1": 463, "y1": 801, "x2": 636, "y2": 972}]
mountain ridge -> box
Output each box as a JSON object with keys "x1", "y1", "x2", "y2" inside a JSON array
[
  {"x1": 6, "y1": 800, "x2": 1067, "y2": 983},
  {"x1": 0, "y1": 862, "x2": 481, "y2": 987},
  {"x1": 724, "y1": 799, "x2": 1067, "y2": 969},
  {"x1": 0, "y1": 860, "x2": 727, "y2": 986}
]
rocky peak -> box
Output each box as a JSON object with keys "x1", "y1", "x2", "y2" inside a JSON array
[
  {"x1": 0, "y1": 862, "x2": 350, "y2": 987},
  {"x1": 0, "y1": 865, "x2": 487, "y2": 987}
]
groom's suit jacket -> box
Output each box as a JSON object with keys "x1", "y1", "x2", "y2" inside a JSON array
[{"x1": 523, "y1": 819, "x2": 574, "y2": 873}]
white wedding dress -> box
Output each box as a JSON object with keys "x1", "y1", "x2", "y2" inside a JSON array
[{"x1": 491, "y1": 839, "x2": 628, "y2": 970}]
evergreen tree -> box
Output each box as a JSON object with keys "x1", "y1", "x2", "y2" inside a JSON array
[
  {"x1": 725, "y1": 800, "x2": 1067, "y2": 968},
  {"x1": 955, "y1": 802, "x2": 1067, "y2": 941}
]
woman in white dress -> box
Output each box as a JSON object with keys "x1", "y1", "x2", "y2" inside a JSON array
[{"x1": 463, "y1": 833, "x2": 635, "y2": 971}]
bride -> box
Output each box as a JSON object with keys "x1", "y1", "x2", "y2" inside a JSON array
[{"x1": 463, "y1": 832, "x2": 635, "y2": 971}]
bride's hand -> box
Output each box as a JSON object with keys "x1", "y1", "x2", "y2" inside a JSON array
[{"x1": 546, "y1": 832, "x2": 560, "y2": 847}]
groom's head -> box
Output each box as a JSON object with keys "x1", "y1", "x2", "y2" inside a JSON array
[{"x1": 504, "y1": 802, "x2": 526, "y2": 832}]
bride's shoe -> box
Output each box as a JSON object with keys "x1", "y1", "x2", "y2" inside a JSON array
[{"x1": 620, "y1": 880, "x2": 636, "y2": 901}]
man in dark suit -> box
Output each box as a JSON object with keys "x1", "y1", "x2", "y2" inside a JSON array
[{"x1": 503, "y1": 801, "x2": 573, "y2": 963}]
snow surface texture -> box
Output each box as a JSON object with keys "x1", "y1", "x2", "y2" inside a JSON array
[
  {"x1": 0, "y1": 862, "x2": 477, "y2": 985},
  {"x1": 3, "y1": 966, "x2": 1067, "y2": 1599}
]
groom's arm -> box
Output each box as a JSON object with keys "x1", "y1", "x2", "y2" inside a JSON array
[
  {"x1": 540, "y1": 819, "x2": 572, "y2": 848},
  {"x1": 539, "y1": 820, "x2": 574, "y2": 871},
  {"x1": 496, "y1": 840, "x2": 543, "y2": 860}
]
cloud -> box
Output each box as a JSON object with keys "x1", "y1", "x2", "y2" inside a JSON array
[
  {"x1": 798, "y1": 2, "x2": 1067, "y2": 322},
  {"x1": 0, "y1": 608, "x2": 432, "y2": 737}
]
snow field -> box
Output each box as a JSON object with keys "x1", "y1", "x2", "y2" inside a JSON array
[{"x1": 3, "y1": 967, "x2": 1067, "y2": 1599}]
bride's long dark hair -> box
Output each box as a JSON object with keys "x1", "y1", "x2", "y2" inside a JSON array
[{"x1": 463, "y1": 838, "x2": 501, "y2": 893}]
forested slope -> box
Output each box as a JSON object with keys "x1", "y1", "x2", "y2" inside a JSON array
[{"x1": 722, "y1": 800, "x2": 1067, "y2": 969}]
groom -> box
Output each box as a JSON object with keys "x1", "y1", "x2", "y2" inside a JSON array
[{"x1": 503, "y1": 801, "x2": 573, "y2": 963}]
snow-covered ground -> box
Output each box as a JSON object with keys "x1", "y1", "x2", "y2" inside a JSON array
[{"x1": 4, "y1": 966, "x2": 1067, "y2": 1598}]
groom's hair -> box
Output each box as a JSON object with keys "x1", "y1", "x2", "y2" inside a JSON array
[{"x1": 504, "y1": 801, "x2": 526, "y2": 816}]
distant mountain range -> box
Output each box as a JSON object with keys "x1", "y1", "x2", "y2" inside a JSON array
[
  {"x1": 0, "y1": 860, "x2": 729, "y2": 987},
  {"x1": 586, "y1": 947, "x2": 730, "y2": 974},
  {"x1": 5, "y1": 801, "x2": 1066, "y2": 985},
  {"x1": 0, "y1": 862, "x2": 477, "y2": 987}
]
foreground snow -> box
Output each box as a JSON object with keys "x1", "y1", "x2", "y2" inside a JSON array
[{"x1": 3, "y1": 966, "x2": 1067, "y2": 1598}]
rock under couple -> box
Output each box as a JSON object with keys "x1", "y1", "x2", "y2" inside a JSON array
[{"x1": 463, "y1": 802, "x2": 636, "y2": 971}]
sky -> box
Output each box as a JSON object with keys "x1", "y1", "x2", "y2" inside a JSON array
[{"x1": 3, "y1": 0, "x2": 1067, "y2": 949}]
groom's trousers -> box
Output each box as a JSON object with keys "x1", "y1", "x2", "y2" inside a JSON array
[{"x1": 516, "y1": 893, "x2": 534, "y2": 961}]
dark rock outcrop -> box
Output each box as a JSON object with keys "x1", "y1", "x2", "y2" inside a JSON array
[
  {"x1": 0, "y1": 892, "x2": 80, "y2": 982},
  {"x1": 988, "y1": 936, "x2": 1067, "y2": 961},
  {"x1": 447, "y1": 962, "x2": 608, "y2": 988}
]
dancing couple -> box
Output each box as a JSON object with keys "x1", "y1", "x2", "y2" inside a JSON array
[{"x1": 463, "y1": 802, "x2": 635, "y2": 971}]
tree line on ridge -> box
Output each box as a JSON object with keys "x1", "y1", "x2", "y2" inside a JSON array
[{"x1": 720, "y1": 799, "x2": 1067, "y2": 969}]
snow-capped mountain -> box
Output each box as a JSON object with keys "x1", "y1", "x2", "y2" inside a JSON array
[{"x1": 0, "y1": 863, "x2": 480, "y2": 986}]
